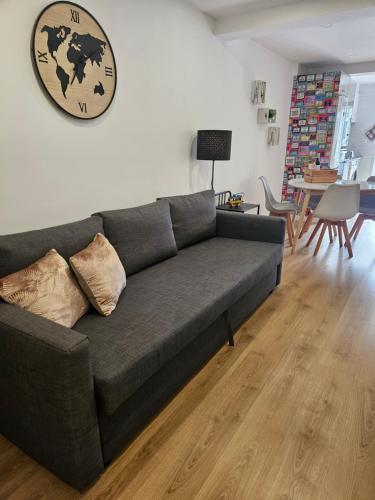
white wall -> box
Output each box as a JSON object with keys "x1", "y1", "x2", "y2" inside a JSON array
[
  {"x1": 226, "y1": 38, "x2": 297, "y2": 206},
  {"x1": 0, "y1": 0, "x2": 297, "y2": 234},
  {"x1": 348, "y1": 83, "x2": 375, "y2": 179}
]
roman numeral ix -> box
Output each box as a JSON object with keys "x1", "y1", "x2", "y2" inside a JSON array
[
  {"x1": 70, "y1": 9, "x2": 80, "y2": 23},
  {"x1": 105, "y1": 66, "x2": 113, "y2": 77},
  {"x1": 37, "y1": 50, "x2": 48, "y2": 64},
  {"x1": 78, "y1": 102, "x2": 87, "y2": 113}
]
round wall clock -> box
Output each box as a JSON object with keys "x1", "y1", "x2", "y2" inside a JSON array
[{"x1": 32, "y1": 1, "x2": 117, "y2": 120}]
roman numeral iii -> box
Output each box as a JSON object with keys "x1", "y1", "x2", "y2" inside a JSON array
[
  {"x1": 37, "y1": 50, "x2": 48, "y2": 64},
  {"x1": 105, "y1": 66, "x2": 113, "y2": 77},
  {"x1": 70, "y1": 9, "x2": 80, "y2": 23},
  {"x1": 78, "y1": 102, "x2": 87, "y2": 113}
]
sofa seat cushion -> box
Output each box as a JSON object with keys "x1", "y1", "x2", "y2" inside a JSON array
[{"x1": 74, "y1": 237, "x2": 283, "y2": 416}]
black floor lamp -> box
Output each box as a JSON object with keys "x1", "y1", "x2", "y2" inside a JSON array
[{"x1": 197, "y1": 130, "x2": 232, "y2": 191}]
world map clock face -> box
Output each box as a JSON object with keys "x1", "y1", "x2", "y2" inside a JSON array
[{"x1": 32, "y1": 1, "x2": 117, "y2": 119}]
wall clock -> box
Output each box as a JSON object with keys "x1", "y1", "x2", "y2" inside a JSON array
[{"x1": 32, "y1": 1, "x2": 117, "y2": 120}]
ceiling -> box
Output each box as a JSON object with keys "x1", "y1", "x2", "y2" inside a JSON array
[
  {"x1": 351, "y1": 72, "x2": 375, "y2": 85},
  {"x1": 253, "y1": 15, "x2": 375, "y2": 65},
  {"x1": 186, "y1": 0, "x2": 301, "y2": 19},
  {"x1": 187, "y1": 0, "x2": 375, "y2": 66}
]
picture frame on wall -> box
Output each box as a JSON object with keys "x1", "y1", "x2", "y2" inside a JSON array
[
  {"x1": 251, "y1": 80, "x2": 267, "y2": 105},
  {"x1": 268, "y1": 127, "x2": 280, "y2": 146}
]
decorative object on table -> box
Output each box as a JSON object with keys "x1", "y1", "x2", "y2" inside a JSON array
[
  {"x1": 304, "y1": 168, "x2": 337, "y2": 183},
  {"x1": 259, "y1": 176, "x2": 298, "y2": 247},
  {"x1": 215, "y1": 191, "x2": 260, "y2": 214},
  {"x1": 305, "y1": 183, "x2": 360, "y2": 258},
  {"x1": 257, "y1": 108, "x2": 277, "y2": 124},
  {"x1": 365, "y1": 125, "x2": 375, "y2": 141},
  {"x1": 32, "y1": 1, "x2": 117, "y2": 120},
  {"x1": 282, "y1": 71, "x2": 343, "y2": 201},
  {"x1": 267, "y1": 127, "x2": 280, "y2": 146},
  {"x1": 226, "y1": 192, "x2": 244, "y2": 207},
  {"x1": 251, "y1": 80, "x2": 266, "y2": 105},
  {"x1": 197, "y1": 130, "x2": 232, "y2": 190}
]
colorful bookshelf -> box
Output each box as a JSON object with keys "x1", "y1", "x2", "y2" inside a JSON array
[{"x1": 282, "y1": 71, "x2": 341, "y2": 201}]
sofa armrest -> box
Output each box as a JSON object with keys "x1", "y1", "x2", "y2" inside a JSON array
[
  {"x1": 216, "y1": 211, "x2": 286, "y2": 245},
  {"x1": 0, "y1": 304, "x2": 104, "y2": 490}
]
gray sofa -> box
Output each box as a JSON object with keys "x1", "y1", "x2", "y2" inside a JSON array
[{"x1": 0, "y1": 190, "x2": 285, "y2": 490}]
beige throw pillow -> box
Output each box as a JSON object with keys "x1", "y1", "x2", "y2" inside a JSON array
[
  {"x1": 0, "y1": 249, "x2": 89, "y2": 328},
  {"x1": 70, "y1": 233, "x2": 126, "y2": 316}
]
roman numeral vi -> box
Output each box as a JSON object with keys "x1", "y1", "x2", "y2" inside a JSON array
[{"x1": 78, "y1": 102, "x2": 87, "y2": 113}]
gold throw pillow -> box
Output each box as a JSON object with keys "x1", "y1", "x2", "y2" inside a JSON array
[
  {"x1": 70, "y1": 233, "x2": 126, "y2": 316},
  {"x1": 0, "y1": 249, "x2": 89, "y2": 328}
]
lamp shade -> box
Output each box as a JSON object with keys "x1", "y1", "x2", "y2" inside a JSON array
[{"x1": 197, "y1": 130, "x2": 232, "y2": 161}]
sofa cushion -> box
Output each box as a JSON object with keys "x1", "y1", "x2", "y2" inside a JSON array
[
  {"x1": 94, "y1": 201, "x2": 177, "y2": 276},
  {"x1": 160, "y1": 190, "x2": 216, "y2": 249},
  {"x1": 74, "y1": 237, "x2": 283, "y2": 416},
  {"x1": 70, "y1": 233, "x2": 126, "y2": 317},
  {"x1": 0, "y1": 217, "x2": 103, "y2": 279},
  {"x1": 0, "y1": 249, "x2": 89, "y2": 328}
]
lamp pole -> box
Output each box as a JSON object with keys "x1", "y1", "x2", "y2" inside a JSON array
[{"x1": 211, "y1": 160, "x2": 215, "y2": 190}]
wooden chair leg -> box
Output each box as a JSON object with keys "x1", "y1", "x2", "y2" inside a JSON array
[
  {"x1": 342, "y1": 221, "x2": 353, "y2": 258},
  {"x1": 286, "y1": 214, "x2": 294, "y2": 247},
  {"x1": 354, "y1": 215, "x2": 365, "y2": 240},
  {"x1": 337, "y1": 223, "x2": 343, "y2": 248},
  {"x1": 349, "y1": 215, "x2": 360, "y2": 239},
  {"x1": 328, "y1": 223, "x2": 334, "y2": 244},
  {"x1": 333, "y1": 225, "x2": 337, "y2": 237},
  {"x1": 306, "y1": 219, "x2": 322, "y2": 248},
  {"x1": 314, "y1": 222, "x2": 328, "y2": 256},
  {"x1": 299, "y1": 211, "x2": 314, "y2": 238}
]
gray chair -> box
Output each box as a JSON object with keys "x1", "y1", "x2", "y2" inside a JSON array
[
  {"x1": 305, "y1": 183, "x2": 360, "y2": 258},
  {"x1": 259, "y1": 176, "x2": 298, "y2": 246},
  {"x1": 350, "y1": 176, "x2": 375, "y2": 241}
]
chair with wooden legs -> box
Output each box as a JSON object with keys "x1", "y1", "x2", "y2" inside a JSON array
[
  {"x1": 299, "y1": 176, "x2": 342, "y2": 239},
  {"x1": 349, "y1": 176, "x2": 375, "y2": 241},
  {"x1": 305, "y1": 183, "x2": 360, "y2": 258},
  {"x1": 258, "y1": 176, "x2": 299, "y2": 247}
]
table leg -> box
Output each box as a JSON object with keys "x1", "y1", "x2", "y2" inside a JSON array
[{"x1": 291, "y1": 191, "x2": 311, "y2": 255}]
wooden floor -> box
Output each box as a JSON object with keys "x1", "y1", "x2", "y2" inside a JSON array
[{"x1": 2, "y1": 221, "x2": 375, "y2": 500}]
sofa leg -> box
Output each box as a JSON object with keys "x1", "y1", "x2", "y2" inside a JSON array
[{"x1": 223, "y1": 311, "x2": 234, "y2": 346}]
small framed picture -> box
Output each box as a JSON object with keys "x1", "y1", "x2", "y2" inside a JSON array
[
  {"x1": 267, "y1": 127, "x2": 280, "y2": 146},
  {"x1": 251, "y1": 81, "x2": 267, "y2": 105}
]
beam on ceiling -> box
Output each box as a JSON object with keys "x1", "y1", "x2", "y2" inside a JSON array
[{"x1": 215, "y1": 0, "x2": 375, "y2": 39}]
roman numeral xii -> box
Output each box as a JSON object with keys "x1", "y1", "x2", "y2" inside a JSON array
[{"x1": 70, "y1": 9, "x2": 80, "y2": 23}]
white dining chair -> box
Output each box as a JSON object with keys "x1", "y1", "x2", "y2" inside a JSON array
[
  {"x1": 305, "y1": 183, "x2": 360, "y2": 258},
  {"x1": 259, "y1": 176, "x2": 299, "y2": 246},
  {"x1": 349, "y1": 176, "x2": 375, "y2": 241}
]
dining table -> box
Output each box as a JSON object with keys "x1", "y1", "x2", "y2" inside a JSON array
[{"x1": 288, "y1": 177, "x2": 375, "y2": 254}]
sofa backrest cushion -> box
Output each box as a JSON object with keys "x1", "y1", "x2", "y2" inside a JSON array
[
  {"x1": 0, "y1": 217, "x2": 103, "y2": 279},
  {"x1": 94, "y1": 200, "x2": 178, "y2": 276},
  {"x1": 159, "y1": 190, "x2": 216, "y2": 249}
]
